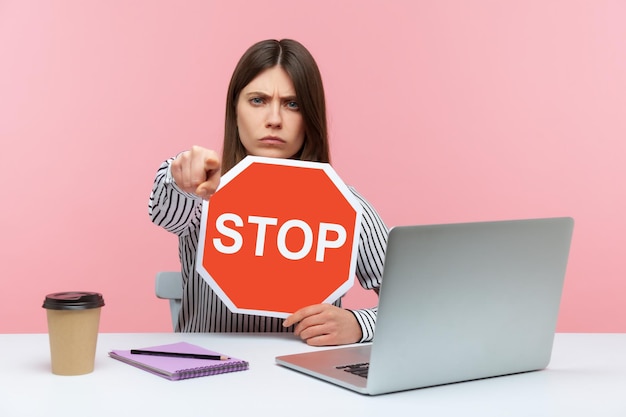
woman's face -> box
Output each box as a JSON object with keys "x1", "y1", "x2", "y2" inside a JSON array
[{"x1": 236, "y1": 66, "x2": 305, "y2": 159}]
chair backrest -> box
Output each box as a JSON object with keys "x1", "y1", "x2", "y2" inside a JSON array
[{"x1": 155, "y1": 271, "x2": 183, "y2": 331}]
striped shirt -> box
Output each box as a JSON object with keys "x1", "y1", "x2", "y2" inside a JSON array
[{"x1": 148, "y1": 157, "x2": 388, "y2": 342}]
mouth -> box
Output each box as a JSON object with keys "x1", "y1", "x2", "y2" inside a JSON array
[{"x1": 259, "y1": 136, "x2": 286, "y2": 145}]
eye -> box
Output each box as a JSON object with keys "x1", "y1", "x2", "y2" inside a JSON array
[
  {"x1": 250, "y1": 97, "x2": 264, "y2": 105},
  {"x1": 286, "y1": 101, "x2": 299, "y2": 110}
]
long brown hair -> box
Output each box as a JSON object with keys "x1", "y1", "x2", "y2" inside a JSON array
[{"x1": 221, "y1": 39, "x2": 329, "y2": 174}]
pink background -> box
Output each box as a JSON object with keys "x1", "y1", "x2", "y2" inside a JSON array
[{"x1": 1, "y1": 1, "x2": 624, "y2": 334}]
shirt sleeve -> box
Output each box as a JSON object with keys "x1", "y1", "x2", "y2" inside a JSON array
[
  {"x1": 347, "y1": 187, "x2": 389, "y2": 342},
  {"x1": 148, "y1": 157, "x2": 204, "y2": 237},
  {"x1": 349, "y1": 307, "x2": 378, "y2": 342}
]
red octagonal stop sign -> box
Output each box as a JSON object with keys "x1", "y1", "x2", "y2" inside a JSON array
[{"x1": 196, "y1": 156, "x2": 363, "y2": 318}]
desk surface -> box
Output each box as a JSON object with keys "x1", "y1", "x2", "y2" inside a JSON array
[{"x1": 1, "y1": 332, "x2": 625, "y2": 417}]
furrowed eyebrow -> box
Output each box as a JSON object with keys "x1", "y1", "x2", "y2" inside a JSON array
[
  {"x1": 243, "y1": 91, "x2": 269, "y2": 98},
  {"x1": 243, "y1": 91, "x2": 297, "y2": 101}
]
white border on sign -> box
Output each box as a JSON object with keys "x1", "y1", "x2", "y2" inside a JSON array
[{"x1": 196, "y1": 155, "x2": 363, "y2": 318}]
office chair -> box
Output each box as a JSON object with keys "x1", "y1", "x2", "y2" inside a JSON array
[{"x1": 155, "y1": 271, "x2": 183, "y2": 331}]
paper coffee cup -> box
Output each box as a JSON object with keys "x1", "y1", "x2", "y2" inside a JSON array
[{"x1": 42, "y1": 291, "x2": 105, "y2": 376}]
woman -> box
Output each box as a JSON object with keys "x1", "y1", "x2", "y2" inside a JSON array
[{"x1": 149, "y1": 39, "x2": 388, "y2": 346}]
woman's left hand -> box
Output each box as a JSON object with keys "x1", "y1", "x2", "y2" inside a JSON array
[{"x1": 283, "y1": 304, "x2": 362, "y2": 346}]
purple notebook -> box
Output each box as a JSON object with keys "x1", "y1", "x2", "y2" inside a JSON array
[{"x1": 109, "y1": 342, "x2": 249, "y2": 381}]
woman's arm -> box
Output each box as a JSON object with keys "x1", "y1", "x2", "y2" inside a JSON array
[
  {"x1": 283, "y1": 187, "x2": 389, "y2": 345},
  {"x1": 346, "y1": 187, "x2": 389, "y2": 342},
  {"x1": 148, "y1": 158, "x2": 203, "y2": 237}
]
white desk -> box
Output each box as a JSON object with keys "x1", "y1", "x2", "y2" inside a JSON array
[{"x1": 1, "y1": 333, "x2": 625, "y2": 417}]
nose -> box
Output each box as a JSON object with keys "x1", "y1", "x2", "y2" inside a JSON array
[{"x1": 265, "y1": 102, "x2": 282, "y2": 128}]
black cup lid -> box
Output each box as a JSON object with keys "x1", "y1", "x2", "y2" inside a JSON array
[{"x1": 42, "y1": 291, "x2": 105, "y2": 310}]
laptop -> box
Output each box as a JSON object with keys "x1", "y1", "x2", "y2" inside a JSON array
[{"x1": 276, "y1": 217, "x2": 574, "y2": 395}]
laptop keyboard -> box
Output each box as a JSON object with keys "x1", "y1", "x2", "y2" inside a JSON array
[{"x1": 336, "y1": 362, "x2": 369, "y2": 378}]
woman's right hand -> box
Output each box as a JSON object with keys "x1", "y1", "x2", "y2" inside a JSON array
[{"x1": 170, "y1": 145, "x2": 222, "y2": 200}]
